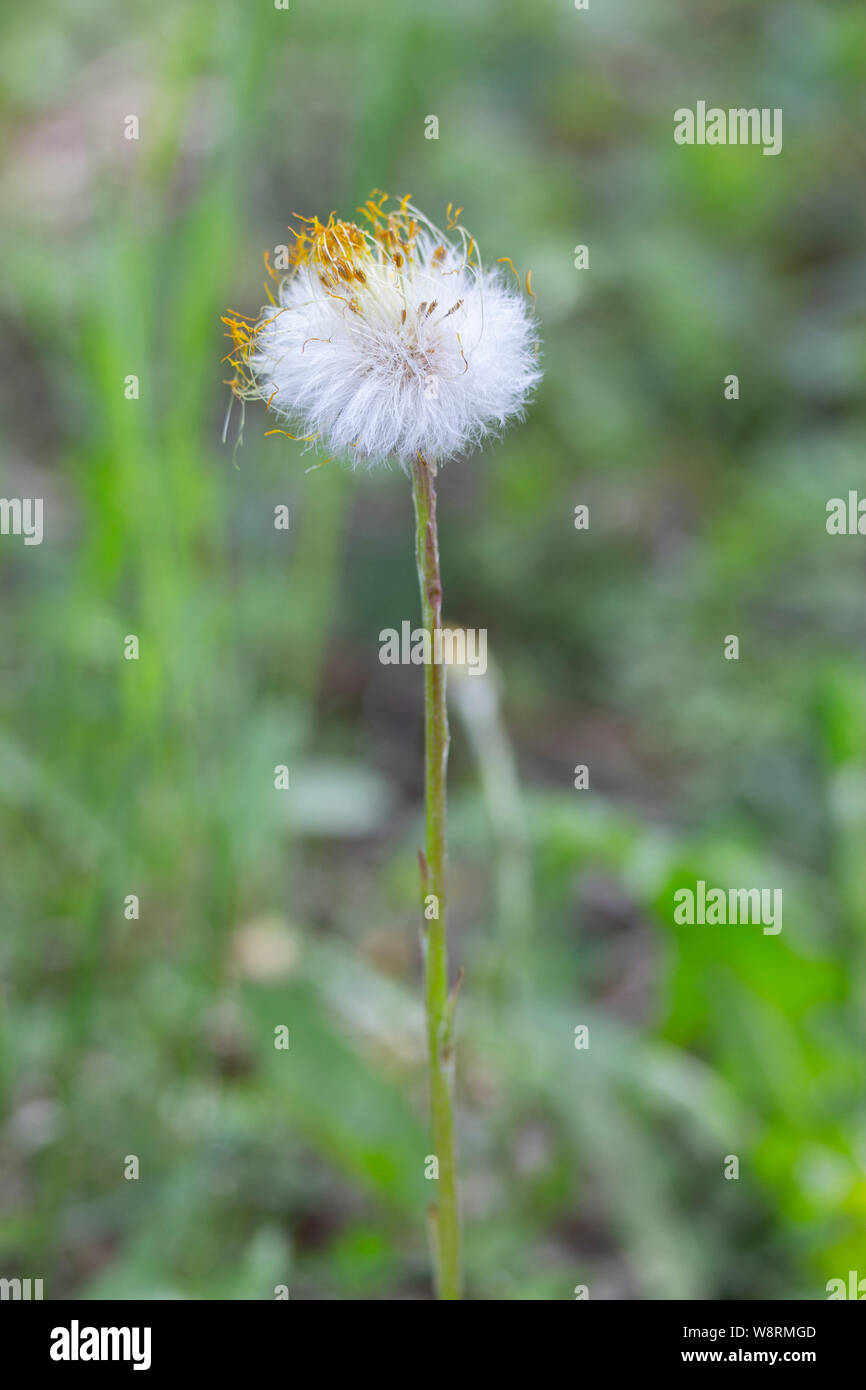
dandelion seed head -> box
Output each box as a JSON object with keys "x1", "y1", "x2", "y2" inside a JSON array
[{"x1": 223, "y1": 192, "x2": 542, "y2": 468}]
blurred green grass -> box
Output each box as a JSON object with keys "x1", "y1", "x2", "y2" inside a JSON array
[{"x1": 1, "y1": 0, "x2": 865, "y2": 1298}]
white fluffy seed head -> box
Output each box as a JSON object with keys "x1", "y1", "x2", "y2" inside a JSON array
[{"x1": 224, "y1": 193, "x2": 542, "y2": 468}]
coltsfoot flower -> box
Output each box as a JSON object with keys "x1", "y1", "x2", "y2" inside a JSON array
[{"x1": 223, "y1": 191, "x2": 541, "y2": 467}]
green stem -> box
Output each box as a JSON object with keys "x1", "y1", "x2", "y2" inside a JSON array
[{"x1": 410, "y1": 453, "x2": 462, "y2": 1301}]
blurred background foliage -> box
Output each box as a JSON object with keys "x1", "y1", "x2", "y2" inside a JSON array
[{"x1": 1, "y1": 0, "x2": 865, "y2": 1299}]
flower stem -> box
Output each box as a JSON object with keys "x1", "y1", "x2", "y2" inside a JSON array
[{"x1": 410, "y1": 453, "x2": 462, "y2": 1301}]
